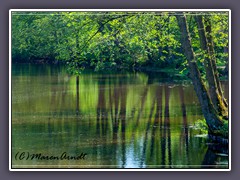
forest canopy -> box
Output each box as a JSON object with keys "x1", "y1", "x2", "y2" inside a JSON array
[{"x1": 11, "y1": 11, "x2": 229, "y2": 75}]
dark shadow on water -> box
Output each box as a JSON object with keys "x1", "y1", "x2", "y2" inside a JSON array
[
  {"x1": 160, "y1": 85, "x2": 172, "y2": 168},
  {"x1": 140, "y1": 87, "x2": 156, "y2": 167},
  {"x1": 179, "y1": 85, "x2": 190, "y2": 165},
  {"x1": 119, "y1": 78, "x2": 127, "y2": 168},
  {"x1": 96, "y1": 76, "x2": 108, "y2": 135},
  {"x1": 76, "y1": 76, "x2": 80, "y2": 115},
  {"x1": 202, "y1": 143, "x2": 229, "y2": 168},
  {"x1": 150, "y1": 85, "x2": 163, "y2": 159},
  {"x1": 165, "y1": 85, "x2": 172, "y2": 167}
]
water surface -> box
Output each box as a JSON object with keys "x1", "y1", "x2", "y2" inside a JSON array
[{"x1": 11, "y1": 64, "x2": 229, "y2": 169}]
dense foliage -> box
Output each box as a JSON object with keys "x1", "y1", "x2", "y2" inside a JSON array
[{"x1": 11, "y1": 11, "x2": 229, "y2": 74}]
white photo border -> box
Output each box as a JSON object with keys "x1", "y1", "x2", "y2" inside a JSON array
[{"x1": 9, "y1": 9, "x2": 231, "y2": 171}]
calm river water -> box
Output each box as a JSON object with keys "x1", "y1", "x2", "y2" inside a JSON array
[{"x1": 11, "y1": 64, "x2": 229, "y2": 169}]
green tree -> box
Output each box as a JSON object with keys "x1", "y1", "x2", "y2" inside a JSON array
[
  {"x1": 194, "y1": 15, "x2": 228, "y2": 118},
  {"x1": 175, "y1": 12, "x2": 224, "y2": 134}
]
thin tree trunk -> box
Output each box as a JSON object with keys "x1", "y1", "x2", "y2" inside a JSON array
[
  {"x1": 195, "y1": 15, "x2": 228, "y2": 118},
  {"x1": 175, "y1": 13, "x2": 223, "y2": 133},
  {"x1": 204, "y1": 16, "x2": 228, "y2": 108}
]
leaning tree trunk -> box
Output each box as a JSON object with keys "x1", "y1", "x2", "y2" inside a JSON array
[
  {"x1": 195, "y1": 15, "x2": 228, "y2": 118},
  {"x1": 175, "y1": 12, "x2": 223, "y2": 133},
  {"x1": 204, "y1": 16, "x2": 228, "y2": 108}
]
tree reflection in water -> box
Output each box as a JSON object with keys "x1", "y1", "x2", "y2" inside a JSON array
[{"x1": 11, "y1": 65, "x2": 229, "y2": 168}]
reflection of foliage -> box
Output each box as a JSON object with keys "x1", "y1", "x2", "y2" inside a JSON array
[
  {"x1": 12, "y1": 67, "x2": 210, "y2": 167},
  {"x1": 193, "y1": 119, "x2": 228, "y2": 138},
  {"x1": 193, "y1": 119, "x2": 209, "y2": 134}
]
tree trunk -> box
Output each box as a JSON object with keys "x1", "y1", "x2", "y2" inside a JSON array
[
  {"x1": 195, "y1": 15, "x2": 228, "y2": 118},
  {"x1": 175, "y1": 13, "x2": 223, "y2": 133},
  {"x1": 204, "y1": 16, "x2": 228, "y2": 108}
]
